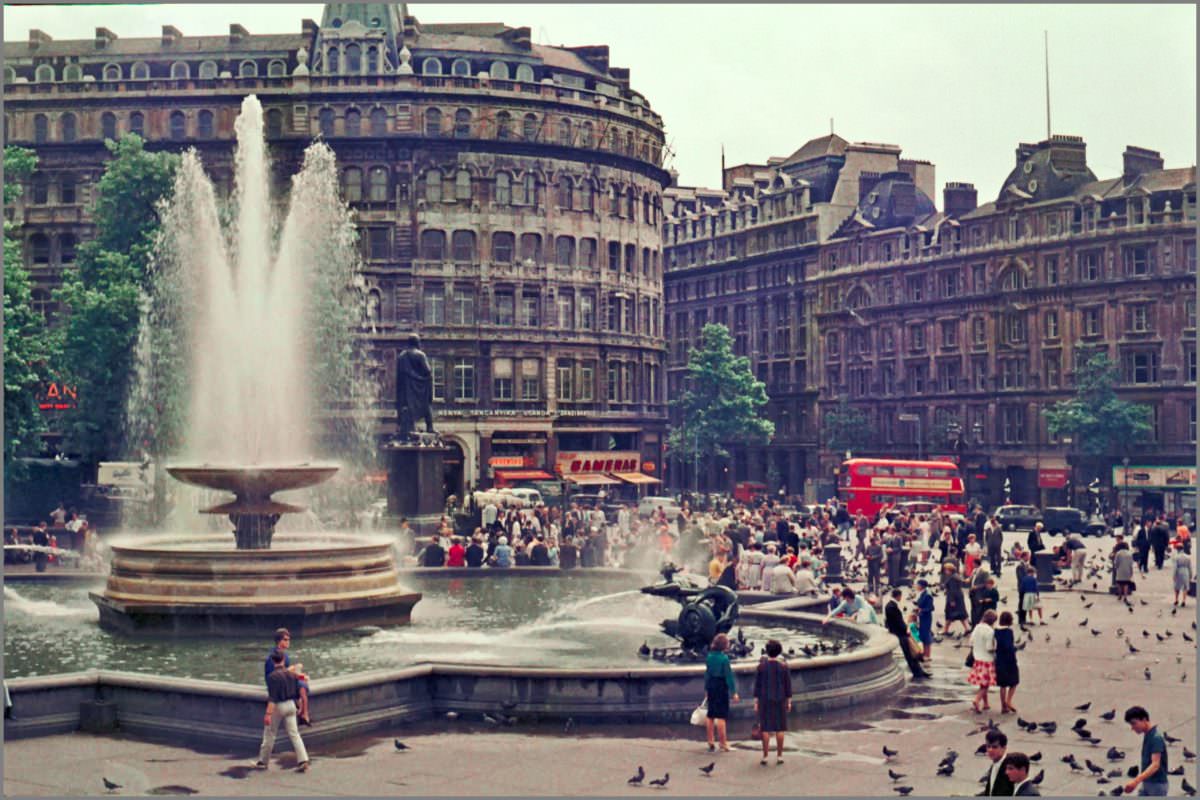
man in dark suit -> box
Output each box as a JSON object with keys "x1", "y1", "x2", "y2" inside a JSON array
[
  {"x1": 980, "y1": 729, "x2": 1014, "y2": 796},
  {"x1": 1005, "y1": 752, "x2": 1040, "y2": 796},
  {"x1": 884, "y1": 589, "x2": 931, "y2": 679}
]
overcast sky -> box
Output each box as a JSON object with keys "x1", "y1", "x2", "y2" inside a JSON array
[{"x1": 4, "y1": 3, "x2": 1195, "y2": 202}]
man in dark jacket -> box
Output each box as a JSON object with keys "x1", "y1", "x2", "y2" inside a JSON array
[
  {"x1": 980, "y1": 729, "x2": 1015, "y2": 796},
  {"x1": 465, "y1": 536, "x2": 486, "y2": 567},
  {"x1": 1027, "y1": 523, "x2": 1045, "y2": 554},
  {"x1": 1133, "y1": 524, "x2": 1151, "y2": 575},
  {"x1": 884, "y1": 589, "x2": 930, "y2": 679},
  {"x1": 530, "y1": 536, "x2": 551, "y2": 566},
  {"x1": 985, "y1": 519, "x2": 1005, "y2": 576},
  {"x1": 865, "y1": 537, "x2": 884, "y2": 595},
  {"x1": 1150, "y1": 517, "x2": 1170, "y2": 569},
  {"x1": 420, "y1": 536, "x2": 446, "y2": 567}
]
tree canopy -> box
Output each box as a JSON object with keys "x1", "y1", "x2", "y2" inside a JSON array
[
  {"x1": 1042, "y1": 351, "x2": 1153, "y2": 457},
  {"x1": 823, "y1": 397, "x2": 874, "y2": 456},
  {"x1": 52, "y1": 134, "x2": 180, "y2": 463},
  {"x1": 4, "y1": 146, "x2": 51, "y2": 472},
  {"x1": 666, "y1": 323, "x2": 774, "y2": 472}
]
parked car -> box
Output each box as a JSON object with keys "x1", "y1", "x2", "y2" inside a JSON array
[
  {"x1": 1041, "y1": 506, "x2": 1090, "y2": 535},
  {"x1": 638, "y1": 496, "x2": 683, "y2": 520},
  {"x1": 991, "y1": 504, "x2": 1043, "y2": 531}
]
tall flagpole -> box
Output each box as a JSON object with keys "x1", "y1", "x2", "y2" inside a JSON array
[{"x1": 1044, "y1": 30, "x2": 1051, "y2": 139}]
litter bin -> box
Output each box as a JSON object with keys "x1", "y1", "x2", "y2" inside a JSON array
[{"x1": 1033, "y1": 551, "x2": 1057, "y2": 592}]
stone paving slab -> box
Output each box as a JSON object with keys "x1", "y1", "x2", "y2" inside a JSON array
[{"x1": 4, "y1": 532, "x2": 1197, "y2": 797}]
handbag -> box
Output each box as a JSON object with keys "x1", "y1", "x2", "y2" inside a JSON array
[
  {"x1": 689, "y1": 696, "x2": 708, "y2": 726},
  {"x1": 965, "y1": 652, "x2": 975, "y2": 668}
]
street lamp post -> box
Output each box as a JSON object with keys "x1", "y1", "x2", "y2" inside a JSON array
[
  {"x1": 898, "y1": 413, "x2": 922, "y2": 461},
  {"x1": 1122, "y1": 455, "x2": 1130, "y2": 531}
]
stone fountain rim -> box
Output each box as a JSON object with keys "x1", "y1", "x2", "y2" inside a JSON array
[{"x1": 103, "y1": 530, "x2": 399, "y2": 555}]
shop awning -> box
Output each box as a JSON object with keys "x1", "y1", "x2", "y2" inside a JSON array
[
  {"x1": 494, "y1": 470, "x2": 555, "y2": 481},
  {"x1": 611, "y1": 471, "x2": 661, "y2": 485},
  {"x1": 565, "y1": 473, "x2": 621, "y2": 485}
]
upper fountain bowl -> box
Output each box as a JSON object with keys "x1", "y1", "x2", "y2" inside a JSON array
[{"x1": 166, "y1": 464, "x2": 340, "y2": 497}]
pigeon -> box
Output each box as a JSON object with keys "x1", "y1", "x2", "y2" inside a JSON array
[
  {"x1": 102, "y1": 778, "x2": 123, "y2": 793},
  {"x1": 628, "y1": 767, "x2": 645, "y2": 785},
  {"x1": 1075, "y1": 702, "x2": 1093, "y2": 712},
  {"x1": 699, "y1": 763, "x2": 715, "y2": 776},
  {"x1": 1063, "y1": 754, "x2": 1082, "y2": 770},
  {"x1": 1110, "y1": 788, "x2": 1125, "y2": 796},
  {"x1": 1092, "y1": 629, "x2": 1103, "y2": 637},
  {"x1": 1051, "y1": 611, "x2": 1060, "y2": 619},
  {"x1": 1031, "y1": 769, "x2": 1044, "y2": 785},
  {"x1": 1018, "y1": 716, "x2": 1036, "y2": 729},
  {"x1": 1168, "y1": 766, "x2": 1185, "y2": 776},
  {"x1": 1164, "y1": 732, "x2": 1182, "y2": 744},
  {"x1": 1183, "y1": 746, "x2": 1196, "y2": 760},
  {"x1": 1129, "y1": 642, "x2": 1141, "y2": 654},
  {"x1": 1039, "y1": 722, "x2": 1058, "y2": 735},
  {"x1": 1184, "y1": 632, "x2": 1194, "y2": 643},
  {"x1": 1144, "y1": 668, "x2": 1152, "y2": 681},
  {"x1": 1144, "y1": 630, "x2": 1151, "y2": 638},
  {"x1": 1029, "y1": 752, "x2": 1042, "y2": 762},
  {"x1": 1086, "y1": 759, "x2": 1105, "y2": 776},
  {"x1": 394, "y1": 739, "x2": 409, "y2": 751},
  {"x1": 648, "y1": 773, "x2": 669, "y2": 788},
  {"x1": 1183, "y1": 778, "x2": 1196, "y2": 796},
  {"x1": 1084, "y1": 602, "x2": 1094, "y2": 609},
  {"x1": 888, "y1": 769, "x2": 907, "y2": 781},
  {"x1": 1156, "y1": 633, "x2": 1166, "y2": 642},
  {"x1": 894, "y1": 787, "x2": 914, "y2": 796},
  {"x1": 638, "y1": 642, "x2": 651, "y2": 657},
  {"x1": 1074, "y1": 718, "x2": 1091, "y2": 730},
  {"x1": 941, "y1": 750, "x2": 959, "y2": 766},
  {"x1": 1074, "y1": 727, "x2": 1095, "y2": 739},
  {"x1": 974, "y1": 743, "x2": 988, "y2": 756},
  {"x1": 1107, "y1": 747, "x2": 1126, "y2": 761},
  {"x1": 1108, "y1": 769, "x2": 1124, "y2": 778},
  {"x1": 936, "y1": 763, "x2": 955, "y2": 777},
  {"x1": 1080, "y1": 618, "x2": 1090, "y2": 627},
  {"x1": 1100, "y1": 709, "x2": 1117, "y2": 722},
  {"x1": 883, "y1": 745, "x2": 899, "y2": 760}
]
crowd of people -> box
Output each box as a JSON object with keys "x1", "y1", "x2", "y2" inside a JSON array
[{"x1": 4, "y1": 502, "x2": 103, "y2": 572}]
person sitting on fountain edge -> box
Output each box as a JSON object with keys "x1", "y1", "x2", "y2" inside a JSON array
[{"x1": 265, "y1": 628, "x2": 311, "y2": 726}]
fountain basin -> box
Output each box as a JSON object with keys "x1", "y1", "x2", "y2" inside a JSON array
[{"x1": 89, "y1": 532, "x2": 420, "y2": 638}]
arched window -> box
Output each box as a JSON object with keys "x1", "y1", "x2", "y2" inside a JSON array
[
  {"x1": 495, "y1": 111, "x2": 512, "y2": 139},
  {"x1": 368, "y1": 166, "x2": 389, "y2": 202},
  {"x1": 60, "y1": 113, "x2": 77, "y2": 142},
  {"x1": 33, "y1": 114, "x2": 48, "y2": 143},
  {"x1": 455, "y1": 169, "x2": 472, "y2": 201},
  {"x1": 492, "y1": 231, "x2": 515, "y2": 263},
  {"x1": 454, "y1": 108, "x2": 471, "y2": 138},
  {"x1": 101, "y1": 112, "x2": 118, "y2": 140},
  {"x1": 625, "y1": 187, "x2": 636, "y2": 219},
  {"x1": 30, "y1": 233, "x2": 50, "y2": 264},
  {"x1": 522, "y1": 113, "x2": 538, "y2": 141},
  {"x1": 846, "y1": 287, "x2": 870, "y2": 310},
  {"x1": 265, "y1": 108, "x2": 284, "y2": 138},
  {"x1": 424, "y1": 107, "x2": 442, "y2": 137},
  {"x1": 581, "y1": 179, "x2": 596, "y2": 212},
  {"x1": 198, "y1": 60, "x2": 218, "y2": 79},
  {"x1": 556, "y1": 176, "x2": 573, "y2": 210},
  {"x1": 494, "y1": 172, "x2": 511, "y2": 205},
  {"x1": 451, "y1": 58, "x2": 471, "y2": 77},
  {"x1": 5, "y1": 65, "x2": 18, "y2": 84},
  {"x1": 267, "y1": 59, "x2": 287, "y2": 78},
  {"x1": 35, "y1": 64, "x2": 54, "y2": 82},
  {"x1": 63, "y1": 64, "x2": 82, "y2": 81},
  {"x1": 581, "y1": 121, "x2": 594, "y2": 148},
  {"x1": 366, "y1": 47, "x2": 379, "y2": 74},
  {"x1": 169, "y1": 111, "x2": 186, "y2": 141},
  {"x1": 59, "y1": 233, "x2": 77, "y2": 263},
  {"x1": 344, "y1": 108, "x2": 361, "y2": 136},
  {"x1": 59, "y1": 173, "x2": 77, "y2": 204},
  {"x1": 452, "y1": 230, "x2": 476, "y2": 262},
  {"x1": 515, "y1": 63, "x2": 534, "y2": 83},
  {"x1": 197, "y1": 109, "x2": 214, "y2": 138},
  {"x1": 558, "y1": 118, "x2": 572, "y2": 146},
  {"x1": 131, "y1": 61, "x2": 150, "y2": 80},
  {"x1": 999, "y1": 266, "x2": 1028, "y2": 292},
  {"x1": 342, "y1": 167, "x2": 362, "y2": 202},
  {"x1": 366, "y1": 289, "x2": 382, "y2": 326},
  {"x1": 129, "y1": 112, "x2": 145, "y2": 137},
  {"x1": 103, "y1": 63, "x2": 122, "y2": 81},
  {"x1": 31, "y1": 172, "x2": 49, "y2": 204},
  {"x1": 370, "y1": 107, "x2": 388, "y2": 135},
  {"x1": 318, "y1": 108, "x2": 334, "y2": 137},
  {"x1": 555, "y1": 236, "x2": 576, "y2": 267},
  {"x1": 421, "y1": 57, "x2": 442, "y2": 76},
  {"x1": 327, "y1": 47, "x2": 339, "y2": 74},
  {"x1": 424, "y1": 170, "x2": 442, "y2": 203},
  {"x1": 238, "y1": 60, "x2": 258, "y2": 78},
  {"x1": 609, "y1": 184, "x2": 621, "y2": 215},
  {"x1": 420, "y1": 229, "x2": 446, "y2": 260},
  {"x1": 609, "y1": 126, "x2": 620, "y2": 152},
  {"x1": 643, "y1": 193, "x2": 651, "y2": 223},
  {"x1": 345, "y1": 44, "x2": 362, "y2": 74},
  {"x1": 170, "y1": 61, "x2": 189, "y2": 79},
  {"x1": 625, "y1": 130, "x2": 634, "y2": 154},
  {"x1": 489, "y1": 61, "x2": 509, "y2": 80},
  {"x1": 519, "y1": 232, "x2": 542, "y2": 264}
]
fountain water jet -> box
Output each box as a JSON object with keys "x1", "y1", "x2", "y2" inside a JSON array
[{"x1": 91, "y1": 96, "x2": 419, "y2": 637}]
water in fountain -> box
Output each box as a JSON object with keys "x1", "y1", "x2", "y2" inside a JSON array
[{"x1": 125, "y1": 95, "x2": 378, "y2": 526}]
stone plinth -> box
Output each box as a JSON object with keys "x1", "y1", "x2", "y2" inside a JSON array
[{"x1": 382, "y1": 441, "x2": 449, "y2": 535}]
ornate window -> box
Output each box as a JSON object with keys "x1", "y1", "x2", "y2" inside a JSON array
[
  {"x1": 454, "y1": 108, "x2": 471, "y2": 138},
  {"x1": 198, "y1": 60, "x2": 218, "y2": 79},
  {"x1": 170, "y1": 61, "x2": 190, "y2": 79},
  {"x1": 345, "y1": 44, "x2": 361, "y2": 74},
  {"x1": 33, "y1": 114, "x2": 48, "y2": 143},
  {"x1": 522, "y1": 113, "x2": 538, "y2": 141},
  {"x1": 421, "y1": 57, "x2": 442, "y2": 75},
  {"x1": 451, "y1": 230, "x2": 476, "y2": 263},
  {"x1": 368, "y1": 167, "x2": 389, "y2": 202},
  {"x1": 451, "y1": 58, "x2": 471, "y2": 77},
  {"x1": 489, "y1": 61, "x2": 509, "y2": 80},
  {"x1": 101, "y1": 112, "x2": 118, "y2": 140},
  {"x1": 420, "y1": 229, "x2": 446, "y2": 261},
  {"x1": 344, "y1": 108, "x2": 361, "y2": 136},
  {"x1": 265, "y1": 108, "x2": 283, "y2": 138},
  {"x1": 370, "y1": 107, "x2": 388, "y2": 135},
  {"x1": 495, "y1": 111, "x2": 512, "y2": 139},
  {"x1": 131, "y1": 61, "x2": 150, "y2": 79},
  {"x1": 556, "y1": 176, "x2": 573, "y2": 210},
  {"x1": 327, "y1": 47, "x2": 340, "y2": 74},
  {"x1": 558, "y1": 118, "x2": 572, "y2": 146},
  {"x1": 318, "y1": 108, "x2": 334, "y2": 137},
  {"x1": 238, "y1": 60, "x2": 257, "y2": 78},
  {"x1": 494, "y1": 172, "x2": 511, "y2": 205},
  {"x1": 63, "y1": 64, "x2": 82, "y2": 81},
  {"x1": 366, "y1": 47, "x2": 379, "y2": 74},
  {"x1": 581, "y1": 121, "x2": 594, "y2": 148},
  {"x1": 169, "y1": 111, "x2": 186, "y2": 140},
  {"x1": 515, "y1": 64, "x2": 534, "y2": 82},
  {"x1": 60, "y1": 113, "x2": 77, "y2": 142},
  {"x1": 267, "y1": 60, "x2": 287, "y2": 78},
  {"x1": 424, "y1": 107, "x2": 442, "y2": 137},
  {"x1": 30, "y1": 233, "x2": 50, "y2": 264},
  {"x1": 492, "y1": 231, "x2": 514, "y2": 263},
  {"x1": 342, "y1": 167, "x2": 362, "y2": 202},
  {"x1": 454, "y1": 169, "x2": 471, "y2": 201},
  {"x1": 35, "y1": 64, "x2": 55, "y2": 82},
  {"x1": 129, "y1": 111, "x2": 145, "y2": 137},
  {"x1": 423, "y1": 170, "x2": 442, "y2": 203},
  {"x1": 103, "y1": 63, "x2": 122, "y2": 81},
  {"x1": 555, "y1": 236, "x2": 575, "y2": 267},
  {"x1": 31, "y1": 172, "x2": 49, "y2": 204}
]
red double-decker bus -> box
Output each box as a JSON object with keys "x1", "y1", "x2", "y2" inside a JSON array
[{"x1": 837, "y1": 458, "x2": 967, "y2": 517}]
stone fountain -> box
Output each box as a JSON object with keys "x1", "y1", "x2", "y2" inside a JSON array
[{"x1": 89, "y1": 96, "x2": 420, "y2": 637}]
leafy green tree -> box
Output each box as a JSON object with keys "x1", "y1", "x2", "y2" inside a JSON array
[
  {"x1": 823, "y1": 397, "x2": 874, "y2": 456},
  {"x1": 1043, "y1": 351, "x2": 1153, "y2": 457},
  {"x1": 666, "y1": 324, "x2": 774, "y2": 488},
  {"x1": 53, "y1": 135, "x2": 179, "y2": 463},
  {"x1": 3, "y1": 146, "x2": 50, "y2": 473}
]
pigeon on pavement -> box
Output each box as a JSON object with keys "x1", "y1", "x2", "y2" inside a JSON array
[{"x1": 628, "y1": 767, "x2": 645, "y2": 785}]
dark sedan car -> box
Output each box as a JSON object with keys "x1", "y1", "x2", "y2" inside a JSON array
[
  {"x1": 1042, "y1": 506, "x2": 1088, "y2": 535},
  {"x1": 991, "y1": 504, "x2": 1043, "y2": 531}
]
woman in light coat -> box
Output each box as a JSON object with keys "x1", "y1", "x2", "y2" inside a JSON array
[
  {"x1": 967, "y1": 609, "x2": 998, "y2": 713},
  {"x1": 1170, "y1": 543, "x2": 1193, "y2": 607}
]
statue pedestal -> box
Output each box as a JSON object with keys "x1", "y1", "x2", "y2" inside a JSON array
[{"x1": 382, "y1": 440, "x2": 449, "y2": 535}]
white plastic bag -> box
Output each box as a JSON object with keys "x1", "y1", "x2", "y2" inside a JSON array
[{"x1": 689, "y1": 696, "x2": 708, "y2": 726}]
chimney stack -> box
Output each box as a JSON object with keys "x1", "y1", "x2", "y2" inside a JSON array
[
  {"x1": 29, "y1": 29, "x2": 52, "y2": 50},
  {"x1": 1122, "y1": 146, "x2": 1164, "y2": 182},
  {"x1": 943, "y1": 182, "x2": 978, "y2": 217},
  {"x1": 858, "y1": 171, "x2": 883, "y2": 203},
  {"x1": 884, "y1": 171, "x2": 916, "y2": 219},
  {"x1": 162, "y1": 25, "x2": 183, "y2": 46},
  {"x1": 229, "y1": 23, "x2": 249, "y2": 43},
  {"x1": 94, "y1": 27, "x2": 117, "y2": 49}
]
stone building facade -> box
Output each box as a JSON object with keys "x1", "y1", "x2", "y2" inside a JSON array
[
  {"x1": 4, "y1": 3, "x2": 671, "y2": 496},
  {"x1": 664, "y1": 134, "x2": 1197, "y2": 514}
]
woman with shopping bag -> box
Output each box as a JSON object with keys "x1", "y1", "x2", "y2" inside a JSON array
[{"x1": 703, "y1": 633, "x2": 739, "y2": 752}]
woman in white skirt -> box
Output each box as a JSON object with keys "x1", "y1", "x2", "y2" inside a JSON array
[{"x1": 967, "y1": 609, "x2": 999, "y2": 713}]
